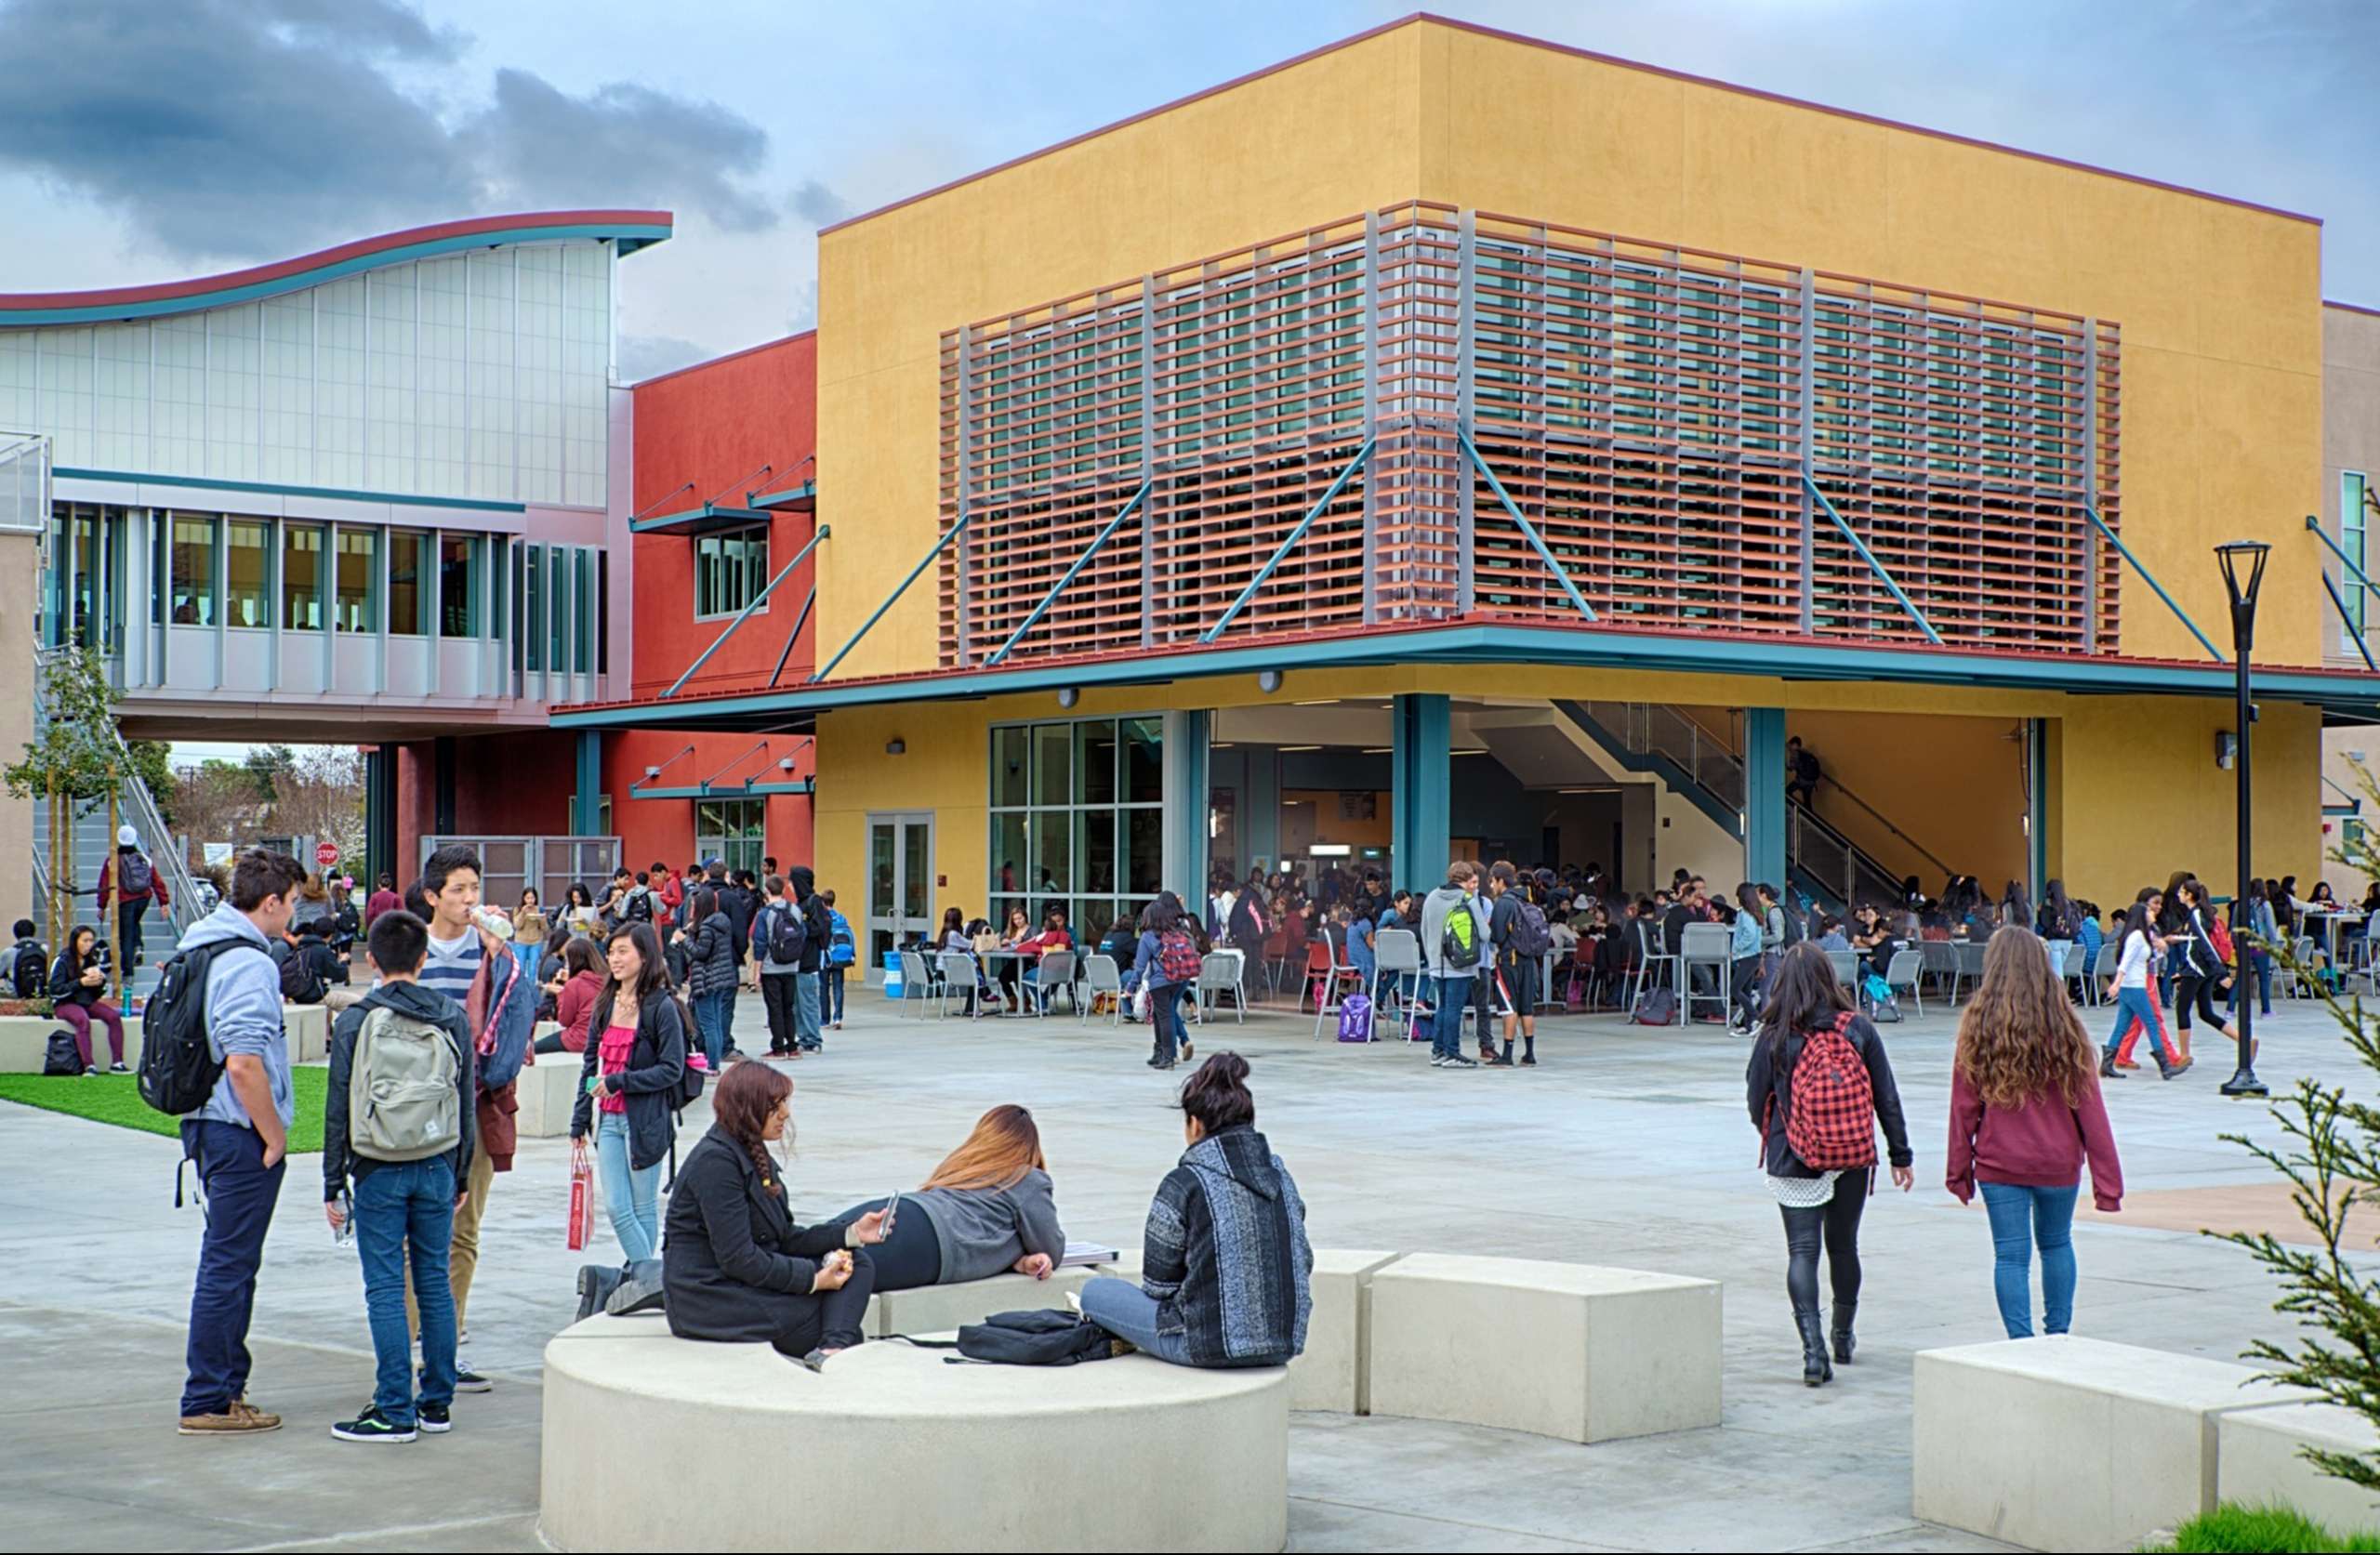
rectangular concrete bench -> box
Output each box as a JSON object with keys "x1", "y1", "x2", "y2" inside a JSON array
[
  {"x1": 1366, "y1": 1254, "x2": 1722, "y2": 1444},
  {"x1": 866, "y1": 1265, "x2": 1108, "y2": 1338},
  {"x1": 2218, "y1": 1402, "x2": 2380, "y2": 1541},
  {"x1": 1914, "y1": 1337, "x2": 2316, "y2": 1551},
  {"x1": 1291, "y1": 1249, "x2": 1401, "y2": 1413},
  {"x1": 513, "y1": 1048, "x2": 583, "y2": 1139},
  {"x1": 0, "y1": 1014, "x2": 145, "y2": 1073},
  {"x1": 283, "y1": 1003, "x2": 328, "y2": 1063}
]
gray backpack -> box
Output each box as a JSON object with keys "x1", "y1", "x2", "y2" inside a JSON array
[{"x1": 350, "y1": 1005, "x2": 462, "y2": 1163}]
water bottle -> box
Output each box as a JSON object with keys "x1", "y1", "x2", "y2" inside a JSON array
[{"x1": 470, "y1": 906, "x2": 514, "y2": 942}]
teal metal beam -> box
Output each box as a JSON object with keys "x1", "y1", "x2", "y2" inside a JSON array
[
  {"x1": 662, "y1": 523, "x2": 829, "y2": 699},
  {"x1": 628, "y1": 779, "x2": 813, "y2": 801},
  {"x1": 768, "y1": 586, "x2": 817, "y2": 689},
  {"x1": 1392, "y1": 693, "x2": 1451, "y2": 895},
  {"x1": 2307, "y1": 512, "x2": 2380, "y2": 601},
  {"x1": 812, "y1": 508, "x2": 978, "y2": 683},
  {"x1": 987, "y1": 479, "x2": 1152, "y2": 666},
  {"x1": 1744, "y1": 708, "x2": 1786, "y2": 891},
  {"x1": 1800, "y1": 475, "x2": 1945, "y2": 646},
  {"x1": 752, "y1": 480, "x2": 815, "y2": 510},
  {"x1": 1461, "y1": 431, "x2": 1598, "y2": 623},
  {"x1": 1200, "y1": 439, "x2": 1374, "y2": 644},
  {"x1": 2084, "y1": 504, "x2": 2225, "y2": 663},
  {"x1": 2320, "y1": 568, "x2": 2378, "y2": 674},
  {"x1": 630, "y1": 502, "x2": 776, "y2": 534}
]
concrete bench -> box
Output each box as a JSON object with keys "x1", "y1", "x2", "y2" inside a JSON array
[
  {"x1": 539, "y1": 1315, "x2": 1288, "y2": 1552},
  {"x1": 866, "y1": 1265, "x2": 1108, "y2": 1339},
  {"x1": 2218, "y1": 1402, "x2": 2380, "y2": 1541},
  {"x1": 283, "y1": 1003, "x2": 328, "y2": 1063},
  {"x1": 1087, "y1": 1249, "x2": 1399, "y2": 1413},
  {"x1": 513, "y1": 1048, "x2": 582, "y2": 1139},
  {"x1": 1366, "y1": 1254, "x2": 1722, "y2": 1444},
  {"x1": 0, "y1": 1014, "x2": 144, "y2": 1073},
  {"x1": 1914, "y1": 1337, "x2": 2316, "y2": 1552}
]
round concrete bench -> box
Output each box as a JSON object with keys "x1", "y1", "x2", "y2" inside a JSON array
[{"x1": 539, "y1": 1315, "x2": 1289, "y2": 1552}]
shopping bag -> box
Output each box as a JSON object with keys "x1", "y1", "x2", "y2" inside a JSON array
[{"x1": 567, "y1": 1140, "x2": 594, "y2": 1251}]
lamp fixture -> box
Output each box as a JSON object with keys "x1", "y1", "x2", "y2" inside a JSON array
[
  {"x1": 1057, "y1": 687, "x2": 1080, "y2": 709},
  {"x1": 1258, "y1": 670, "x2": 1284, "y2": 693},
  {"x1": 1279, "y1": 745, "x2": 1322, "y2": 752},
  {"x1": 642, "y1": 766, "x2": 661, "y2": 781},
  {"x1": 885, "y1": 739, "x2": 906, "y2": 756},
  {"x1": 777, "y1": 757, "x2": 797, "y2": 772}
]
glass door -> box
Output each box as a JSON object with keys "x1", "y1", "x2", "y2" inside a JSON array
[{"x1": 866, "y1": 812, "x2": 934, "y2": 981}]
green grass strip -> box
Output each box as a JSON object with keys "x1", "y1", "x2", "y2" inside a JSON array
[
  {"x1": 0, "y1": 1067, "x2": 328, "y2": 1153},
  {"x1": 2147, "y1": 1502, "x2": 2380, "y2": 1552}
]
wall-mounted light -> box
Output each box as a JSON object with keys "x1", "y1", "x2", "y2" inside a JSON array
[
  {"x1": 1258, "y1": 670, "x2": 1284, "y2": 693},
  {"x1": 1057, "y1": 687, "x2": 1080, "y2": 709},
  {"x1": 886, "y1": 739, "x2": 906, "y2": 756},
  {"x1": 2216, "y1": 731, "x2": 2238, "y2": 771},
  {"x1": 777, "y1": 757, "x2": 797, "y2": 772},
  {"x1": 642, "y1": 766, "x2": 661, "y2": 781}
]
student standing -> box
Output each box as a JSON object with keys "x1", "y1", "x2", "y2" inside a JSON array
[
  {"x1": 1745, "y1": 943, "x2": 1914, "y2": 1387},
  {"x1": 1725, "y1": 888, "x2": 1765, "y2": 1036},
  {"x1": 99, "y1": 824, "x2": 168, "y2": 972},
  {"x1": 820, "y1": 890, "x2": 853, "y2": 1030},
  {"x1": 1487, "y1": 863, "x2": 1545, "y2": 1066},
  {"x1": 323, "y1": 909, "x2": 477, "y2": 1443},
  {"x1": 1130, "y1": 896, "x2": 1198, "y2": 1070},
  {"x1": 568, "y1": 923, "x2": 687, "y2": 1273},
  {"x1": 756, "y1": 876, "x2": 805, "y2": 1057},
  {"x1": 1946, "y1": 928, "x2": 2123, "y2": 1339},
  {"x1": 2228, "y1": 878, "x2": 2277, "y2": 1020},
  {"x1": 2099, "y1": 891, "x2": 2182, "y2": 1081},
  {"x1": 177, "y1": 848, "x2": 308, "y2": 1435},
  {"x1": 789, "y1": 865, "x2": 831, "y2": 1053},
  {"x1": 401, "y1": 845, "x2": 534, "y2": 1386},
  {"x1": 1419, "y1": 862, "x2": 1485, "y2": 1069},
  {"x1": 364, "y1": 873, "x2": 403, "y2": 929},
  {"x1": 678, "y1": 888, "x2": 737, "y2": 1071}
]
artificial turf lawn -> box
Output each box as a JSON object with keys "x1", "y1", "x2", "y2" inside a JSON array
[
  {"x1": 0, "y1": 1066, "x2": 328, "y2": 1153},
  {"x1": 2147, "y1": 1503, "x2": 2380, "y2": 1552}
]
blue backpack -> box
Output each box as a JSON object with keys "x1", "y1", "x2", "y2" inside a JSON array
[{"x1": 827, "y1": 913, "x2": 856, "y2": 968}]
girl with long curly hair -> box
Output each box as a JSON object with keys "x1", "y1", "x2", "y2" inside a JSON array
[{"x1": 1947, "y1": 927, "x2": 2125, "y2": 1338}]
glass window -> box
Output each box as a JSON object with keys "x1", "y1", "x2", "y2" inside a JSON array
[
  {"x1": 168, "y1": 514, "x2": 216, "y2": 626},
  {"x1": 694, "y1": 524, "x2": 770, "y2": 619},
  {"x1": 225, "y1": 519, "x2": 271, "y2": 628},
  {"x1": 992, "y1": 814, "x2": 1026, "y2": 896},
  {"x1": 1032, "y1": 723, "x2": 1070, "y2": 807},
  {"x1": 575, "y1": 548, "x2": 595, "y2": 673},
  {"x1": 335, "y1": 528, "x2": 377, "y2": 632},
  {"x1": 2347, "y1": 471, "x2": 2370, "y2": 644},
  {"x1": 1125, "y1": 808, "x2": 1162, "y2": 895},
  {"x1": 695, "y1": 797, "x2": 766, "y2": 876},
  {"x1": 597, "y1": 550, "x2": 610, "y2": 676},
  {"x1": 1124, "y1": 716, "x2": 1163, "y2": 803},
  {"x1": 989, "y1": 713, "x2": 1166, "y2": 936},
  {"x1": 283, "y1": 523, "x2": 324, "y2": 630},
  {"x1": 993, "y1": 726, "x2": 1029, "y2": 808},
  {"x1": 523, "y1": 545, "x2": 542, "y2": 670},
  {"x1": 440, "y1": 534, "x2": 477, "y2": 637},
  {"x1": 387, "y1": 529, "x2": 425, "y2": 635},
  {"x1": 1076, "y1": 809, "x2": 1117, "y2": 893},
  {"x1": 1076, "y1": 719, "x2": 1117, "y2": 805},
  {"x1": 549, "y1": 545, "x2": 566, "y2": 671}
]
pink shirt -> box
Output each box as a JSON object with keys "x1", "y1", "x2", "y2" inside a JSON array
[{"x1": 596, "y1": 1021, "x2": 635, "y2": 1114}]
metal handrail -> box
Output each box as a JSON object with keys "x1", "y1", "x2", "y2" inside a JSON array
[
  {"x1": 32, "y1": 646, "x2": 205, "y2": 941},
  {"x1": 1805, "y1": 773, "x2": 1955, "y2": 883}
]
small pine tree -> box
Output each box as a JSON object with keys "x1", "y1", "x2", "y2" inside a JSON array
[{"x1": 2219, "y1": 759, "x2": 2380, "y2": 1491}]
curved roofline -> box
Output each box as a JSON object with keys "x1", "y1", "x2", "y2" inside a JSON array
[
  {"x1": 820, "y1": 12, "x2": 2320, "y2": 238},
  {"x1": 0, "y1": 209, "x2": 672, "y2": 327}
]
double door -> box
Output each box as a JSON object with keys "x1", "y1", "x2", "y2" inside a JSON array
[{"x1": 866, "y1": 813, "x2": 934, "y2": 980}]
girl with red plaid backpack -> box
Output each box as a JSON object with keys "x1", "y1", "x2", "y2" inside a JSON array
[{"x1": 1746, "y1": 943, "x2": 1914, "y2": 1389}]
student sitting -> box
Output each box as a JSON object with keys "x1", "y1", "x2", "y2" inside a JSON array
[
  {"x1": 659, "y1": 1061, "x2": 889, "y2": 1363},
  {"x1": 323, "y1": 909, "x2": 477, "y2": 1442},
  {"x1": 534, "y1": 937, "x2": 606, "y2": 1055},
  {"x1": 826, "y1": 1104, "x2": 1066, "y2": 1294},
  {"x1": 49, "y1": 925, "x2": 126, "y2": 1073},
  {"x1": 1079, "y1": 1053, "x2": 1313, "y2": 1367}
]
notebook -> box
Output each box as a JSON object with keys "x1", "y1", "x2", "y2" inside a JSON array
[{"x1": 1059, "y1": 1240, "x2": 1120, "y2": 1268}]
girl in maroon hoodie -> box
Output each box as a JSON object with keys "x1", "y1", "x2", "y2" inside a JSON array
[{"x1": 1947, "y1": 927, "x2": 2123, "y2": 1338}]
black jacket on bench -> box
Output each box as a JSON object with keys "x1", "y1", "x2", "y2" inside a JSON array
[{"x1": 664, "y1": 1126, "x2": 851, "y2": 1344}]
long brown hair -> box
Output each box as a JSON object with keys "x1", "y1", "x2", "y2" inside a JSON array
[
  {"x1": 920, "y1": 1104, "x2": 1046, "y2": 1192},
  {"x1": 1954, "y1": 926, "x2": 2096, "y2": 1109},
  {"x1": 712, "y1": 1060, "x2": 794, "y2": 1183}
]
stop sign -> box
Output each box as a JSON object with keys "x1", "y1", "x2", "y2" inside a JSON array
[{"x1": 314, "y1": 840, "x2": 340, "y2": 869}]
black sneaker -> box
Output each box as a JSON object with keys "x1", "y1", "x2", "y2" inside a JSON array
[
  {"x1": 1519, "y1": 1053, "x2": 1538, "y2": 1067},
  {"x1": 1444, "y1": 1053, "x2": 1479, "y2": 1068},
  {"x1": 108, "y1": 1061, "x2": 129, "y2": 1074},
  {"x1": 332, "y1": 1405, "x2": 416, "y2": 1443},
  {"x1": 447, "y1": 1369, "x2": 492, "y2": 1393},
  {"x1": 417, "y1": 1401, "x2": 451, "y2": 1433}
]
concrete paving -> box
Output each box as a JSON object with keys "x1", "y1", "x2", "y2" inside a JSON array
[{"x1": 0, "y1": 980, "x2": 2357, "y2": 1551}]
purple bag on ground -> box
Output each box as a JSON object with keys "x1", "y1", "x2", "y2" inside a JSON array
[{"x1": 1337, "y1": 993, "x2": 1373, "y2": 1043}]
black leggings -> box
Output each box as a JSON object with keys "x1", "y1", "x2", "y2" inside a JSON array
[
  {"x1": 824, "y1": 1198, "x2": 944, "y2": 1294},
  {"x1": 760, "y1": 974, "x2": 800, "y2": 1052},
  {"x1": 768, "y1": 1251, "x2": 876, "y2": 1356},
  {"x1": 1731, "y1": 956, "x2": 1764, "y2": 1024},
  {"x1": 2173, "y1": 973, "x2": 2229, "y2": 1034},
  {"x1": 1780, "y1": 1167, "x2": 1869, "y2": 1316}
]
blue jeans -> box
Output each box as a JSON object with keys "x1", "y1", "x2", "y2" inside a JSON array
[
  {"x1": 2103, "y1": 985, "x2": 2171, "y2": 1065},
  {"x1": 694, "y1": 988, "x2": 733, "y2": 1070},
  {"x1": 596, "y1": 1112, "x2": 660, "y2": 1263},
  {"x1": 354, "y1": 1155, "x2": 458, "y2": 1425},
  {"x1": 1078, "y1": 1276, "x2": 1194, "y2": 1364},
  {"x1": 1978, "y1": 1181, "x2": 2079, "y2": 1338},
  {"x1": 823, "y1": 966, "x2": 846, "y2": 1024},
  {"x1": 1431, "y1": 975, "x2": 1471, "y2": 1060},
  {"x1": 795, "y1": 970, "x2": 823, "y2": 1049},
  {"x1": 1147, "y1": 982, "x2": 1186, "y2": 1063},
  {"x1": 180, "y1": 1119, "x2": 285, "y2": 1417},
  {"x1": 2228, "y1": 953, "x2": 2273, "y2": 1017}
]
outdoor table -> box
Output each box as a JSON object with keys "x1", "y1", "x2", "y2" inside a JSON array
[
  {"x1": 2305, "y1": 910, "x2": 2366, "y2": 972},
  {"x1": 978, "y1": 947, "x2": 1037, "y2": 1015}
]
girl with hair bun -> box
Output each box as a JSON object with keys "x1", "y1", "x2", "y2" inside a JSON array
[{"x1": 1078, "y1": 1052, "x2": 1314, "y2": 1368}]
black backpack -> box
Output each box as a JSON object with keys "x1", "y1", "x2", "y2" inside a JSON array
[
  {"x1": 279, "y1": 942, "x2": 326, "y2": 1005},
  {"x1": 765, "y1": 903, "x2": 807, "y2": 966},
  {"x1": 916, "y1": 1309, "x2": 1125, "y2": 1366},
  {"x1": 138, "y1": 940, "x2": 271, "y2": 1114},
  {"x1": 625, "y1": 889, "x2": 654, "y2": 924},
  {"x1": 1509, "y1": 901, "x2": 1552, "y2": 958},
  {"x1": 9, "y1": 939, "x2": 44, "y2": 999},
  {"x1": 1633, "y1": 984, "x2": 1678, "y2": 1026},
  {"x1": 43, "y1": 1030, "x2": 85, "y2": 1076}
]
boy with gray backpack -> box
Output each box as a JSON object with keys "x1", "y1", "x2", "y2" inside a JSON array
[{"x1": 323, "y1": 909, "x2": 477, "y2": 1443}]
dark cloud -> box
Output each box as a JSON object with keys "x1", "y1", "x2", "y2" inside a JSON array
[
  {"x1": 789, "y1": 179, "x2": 849, "y2": 228},
  {"x1": 616, "y1": 333, "x2": 713, "y2": 382},
  {"x1": 0, "y1": 0, "x2": 781, "y2": 260}
]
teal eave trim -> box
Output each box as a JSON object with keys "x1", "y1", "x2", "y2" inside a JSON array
[
  {"x1": 53, "y1": 467, "x2": 528, "y2": 514},
  {"x1": 752, "y1": 481, "x2": 815, "y2": 511},
  {"x1": 3, "y1": 224, "x2": 672, "y2": 326},
  {"x1": 549, "y1": 623, "x2": 2380, "y2": 731},
  {"x1": 631, "y1": 779, "x2": 813, "y2": 800},
  {"x1": 631, "y1": 503, "x2": 774, "y2": 535}
]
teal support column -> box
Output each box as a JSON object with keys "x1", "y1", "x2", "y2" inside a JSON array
[
  {"x1": 1744, "y1": 708, "x2": 1787, "y2": 893},
  {"x1": 1246, "y1": 746, "x2": 1280, "y2": 876},
  {"x1": 1160, "y1": 709, "x2": 1210, "y2": 903},
  {"x1": 574, "y1": 730, "x2": 605, "y2": 836},
  {"x1": 1392, "y1": 693, "x2": 1451, "y2": 893},
  {"x1": 2027, "y1": 718, "x2": 2049, "y2": 903}
]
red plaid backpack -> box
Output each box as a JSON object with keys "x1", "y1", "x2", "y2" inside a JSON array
[{"x1": 1784, "y1": 1011, "x2": 1876, "y2": 1170}]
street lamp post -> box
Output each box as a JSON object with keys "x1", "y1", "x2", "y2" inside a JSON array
[{"x1": 2216, "y1": 539, "x2": 2270, "y2": 1099}]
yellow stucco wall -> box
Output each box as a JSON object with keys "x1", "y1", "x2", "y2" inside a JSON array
[{"x1": 815, "y1": 16, "x2": 2324, "y2": 683}]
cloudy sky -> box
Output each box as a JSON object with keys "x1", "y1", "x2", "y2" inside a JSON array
[{"x1": 1, "y1": 0, "x2": 2373, "y2": 385}]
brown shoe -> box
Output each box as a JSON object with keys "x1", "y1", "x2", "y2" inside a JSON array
[
  {"x1": 180, "y1": 1403, "x2": 281, "y2": 1435},
  {"x1": 2113, "y1": 1059, "x2": 2140, "y2": 1071}
]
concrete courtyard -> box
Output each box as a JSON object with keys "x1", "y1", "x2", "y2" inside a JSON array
[{"x1": 1, "y1": 979, "x2": 2364, "y2": 1552}]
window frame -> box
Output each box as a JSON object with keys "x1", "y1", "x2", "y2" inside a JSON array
[{"x1": 694, "y1": 522, "x2": 772, "y2": 622}]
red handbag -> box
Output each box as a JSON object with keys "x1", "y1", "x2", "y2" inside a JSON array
[{"x1": 567, "y1": 1140, "x2": 594, "y2": 1251}]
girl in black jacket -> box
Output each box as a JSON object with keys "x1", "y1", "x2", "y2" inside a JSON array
[
  {"x1": 1745, "y1": 943, "x2": 1913, "y2": 1388},
  {"x1": 675, "y1": 889, "x2": 737, "y2": 1072},
  {"x1": 662, "y1": 1061, "x2": 889, "y2": 1362},
  {"x1": 569, "y1": 923, "x2": 687, "y2": 1273},
  {"x1": 48, "y1": 924, "x2": 126, "y2": 1072}
]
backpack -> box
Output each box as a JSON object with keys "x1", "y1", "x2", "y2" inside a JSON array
[
  {"x1": 349, "y1": 1004, "x2": 462, "y2": 1163},
  {"x1": 827, "y1": 916, "x2": 856, "y2": 968},
  {"x1": 940, "y1": 1309, "x2": 1125, "y2": 1366},
  {"x1": 1859, "y1": 972, "x2": 1901, "y2": 1022},
  {"x1": 1633, "y1": 984, "x2": 1677, "y2": 1026},
  {"x1": 1440, "y1": 904, "x2": 1481, "y2": 970},
  {"x1": 120, "y1": 850, "x2": 154, "y2": 897},
  {"x1": 1782, "y1": 1012, "x2": 1877, "y2": 1170},
  {"x1": 9, "y1": 939, "x2": 43, "y2": 999},
  {"x1": 1509, "y1": 901, "x2": 1552, "y2": 959},
  {"x1": 137, "y1": 940, "x2": 271, "y2": 1115},
  {"x1": 625, "y1": 889, "x2": 654, "y2": 924},
  {"x1": 764, "y1": 903, "x2": 807, "y2": 967},
  {"x1": 1778, "y1": 903, "x2": 1806, "y2": 947},
  {"x1": 1337, "y1": 992, "x2": 1373, "y2": 1043},
  {"x1": 279, "y1": 942, "x2": 326, "y2": 1005},
  {"x1": 42, "y1": 1031, "x2": 85, "y2": 1076},
  {"x1": 1157, "y1": 929, "x2": 1201, "y2": 984},
  {"x1": 671, "y1": 998, "x2": 707, "y2": 1109}
]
